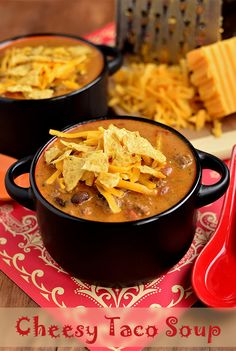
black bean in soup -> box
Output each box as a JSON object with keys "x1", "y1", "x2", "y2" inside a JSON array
[{"x1": 71, "y1": 192, "x2": 90, "y2": 205}]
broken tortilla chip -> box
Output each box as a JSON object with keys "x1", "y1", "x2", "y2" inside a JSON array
[
  {"x1": 97, "y1": 172, "x2": 120, "y2": 188},
  {"x1": 45, "y1": 146, "x2": 62, "y2": 164},
  {"x1": 63, "y1": 156, "x2": 85, "y2": 191},
  {"x1": 82, "y1": 150, "x2": 108, "y2": 173}
]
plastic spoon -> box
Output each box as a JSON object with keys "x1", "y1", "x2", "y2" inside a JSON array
[
  {"x1": 192, "y1": 145, "x2": 236, "y2": 307},
  {"x1": 0, "y1": 154, "x2": 29, "y2": 201}
]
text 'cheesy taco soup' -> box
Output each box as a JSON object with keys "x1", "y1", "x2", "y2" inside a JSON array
[
  {"x1": 35, "y1": 119, "x2": 196, "y2": 222},
  {"x1": 0, "y1": 37, "x2": 104, "y2": 99}
]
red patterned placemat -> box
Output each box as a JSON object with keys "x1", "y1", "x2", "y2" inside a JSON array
[
  {"x1": 0, "y1": 24, "x2": 224, "y2": 310},
  {"x1": 0, "y1": 168, "x2": 223, "y2": 308}
]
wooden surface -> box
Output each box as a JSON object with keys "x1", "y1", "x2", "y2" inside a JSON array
[
  {"x1": 181, "y1": 114, "x2": 236, "y2": 160},
  {"x1": 0, "y1": 1, "x2": 235, "y2": 350},
  {"x1": 114, "y1": 105, "x2": 236, "y2": 159}
]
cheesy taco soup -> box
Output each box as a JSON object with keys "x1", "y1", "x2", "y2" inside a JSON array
[
  {"x1": 35, "y1": 119, "x2": 196, "y2": 222},
  {"x1": 0, "y1": 36, "x2": 104, "y2": 99}
]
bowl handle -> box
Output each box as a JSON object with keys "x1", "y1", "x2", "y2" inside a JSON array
[
  {"x1": 196, "y1": 150, "x2": 230, "y2": 208},
  {"x1": 5, "y1": 155, "x2": 35, "y2": 211},
  {"x1": 97, "y1": 44, "x2": 123, "y2": 75}
]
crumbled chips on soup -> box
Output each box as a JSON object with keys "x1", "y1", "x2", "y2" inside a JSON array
[
  {"x1": 45, "y1": 146, "x2": 61, "y2": 164},
  {"x1": 0, "y1": 44, "x2": 93, "y2": 99},
  {"x1": 6, "y1": 84, "x2": 32, "y2": 93},
  {"x1": 51, "y1": 149, "x2": 72, "y2": 164},
  {"x1": 60, "y1": 140, "x2": 94, "y2": 153},
  {"x1": 97, "y1": 172, "x2": 120, "y2": 188},
  {"x1": 82, "y1": 150, "x2": 109, "y2": 173},
  {"x1": 45, "y1": 124, "x2": 167, "y2": 213},
  {"x1": 63, "y1": 156, "x2": 85, "y2": 191},
  {"x1": 104, "y1": 125, "x2": 163, "y2": 167},
  {"x1": 25, "y1": 88, "x2": 54, "y2": 100}
]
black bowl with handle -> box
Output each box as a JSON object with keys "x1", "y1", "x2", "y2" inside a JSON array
[
  {"x1": 5, "y1": 116, "x2": 229, "y2": 287},
  {"x1": 0, "y1": 33, "x2": 122, "y2": 158}
]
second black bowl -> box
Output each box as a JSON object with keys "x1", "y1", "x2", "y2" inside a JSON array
[{"x1": 0, "y1": 33, "x2": 122, "y2": 158}]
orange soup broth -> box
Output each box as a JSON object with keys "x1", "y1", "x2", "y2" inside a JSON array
[{"x1": 35, "y1": 119, "x2": 197, "y2": 222}]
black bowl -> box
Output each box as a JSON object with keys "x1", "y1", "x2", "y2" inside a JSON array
[
  {"x1": 0, "y1": 33, "x2": 123, "y2": 158},
  {"x1": 5, "y1": 117, "x2": 229, "y2": 287}
]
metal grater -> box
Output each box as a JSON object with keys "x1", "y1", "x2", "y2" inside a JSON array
[{"x1": 116, "y1": 0, "x2": 223, "y2": 63}]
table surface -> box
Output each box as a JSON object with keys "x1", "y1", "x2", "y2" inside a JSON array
[{"x1": 0, "y1": 1, "x2": 233, "y2": 350}]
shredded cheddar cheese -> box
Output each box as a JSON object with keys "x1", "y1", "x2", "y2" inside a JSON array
[{"x1": 108, "y1": 59, "x2": 223, "y2": 137}]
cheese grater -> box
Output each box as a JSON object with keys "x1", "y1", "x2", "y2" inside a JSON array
[{"x1": 116, "y1": 0, "x2": 223, "y2": 63}]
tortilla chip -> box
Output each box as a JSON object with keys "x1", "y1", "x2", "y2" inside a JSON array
[
  {"x1": 24, "y1": 88, "x2": 54, "y2": 99},
  {"x1": 6, "y1": 85, "x2": 32, "y2": 93},
  {"x1": 60, "y1": 140, "x2": 94, "y2": 153},
  {"x1": 19, "y1": 65, "x2": 42, "y2": 87},
  {"x1": 103, "y1": 128, "x2": 123, "y2": 156},
  {"x1": 97, "y1": 172, "x2": 120, "y2": 188},
  {"x1": 6, "y1": 64, "x2": 31, "y2": 77},
  {"x1": 104, "y1": 125, "x2": 141, "y2": 166},
  {"x1": 63, "y1": 156, "x2": 85, "y2": 191},
  {"x1": 45, "y1": 146, "x2": 62, "y2": 164},
  {"x1": 107, "y1": 124, "x2": 166, "y2": 164},
  {"x1": 124, "y1": 132, "x2": 166, "y2": 164},
  {"x1": 82, "y1": 150, "x2": 108, "y2": 173},
  {"x1": 52, "y1": 149, "x2": 72, "y2": 164}
]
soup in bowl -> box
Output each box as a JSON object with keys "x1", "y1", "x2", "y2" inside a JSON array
[
  {"x1": 5, "y1": 117, "x2": 229, "y2": 286},
  {"x1": 0, "y1": 35, "x2": 104, "y2": 99},
  {"x1": 0, "y1": 34, "x2": 122, "y2": 158},
  {"x1": 35, "y1": 118, "x2": 197, "y2": 222}
]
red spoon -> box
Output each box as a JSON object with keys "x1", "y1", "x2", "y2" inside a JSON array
[{"x1": 192, "y1": 145, "x2": 236, "y2": 307}]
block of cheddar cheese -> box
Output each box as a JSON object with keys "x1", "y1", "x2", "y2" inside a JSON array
[{"x1": 187, "y1": 37, "x2": 236, "y2": 119}]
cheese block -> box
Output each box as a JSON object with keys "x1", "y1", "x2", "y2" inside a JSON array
[{"x1": 187, "y1": 37, "x2": 236, "y2": 119}]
